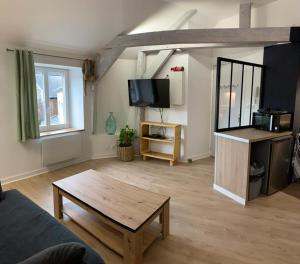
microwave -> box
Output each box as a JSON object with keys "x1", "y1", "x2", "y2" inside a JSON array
[{"x1": 252, "y1": 111, "x2": 293, "y2": 132}]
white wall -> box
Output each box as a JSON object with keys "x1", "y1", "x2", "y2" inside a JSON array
[
  {"x1": 212, "y1": 48, "x2": 264, "y2": 65},
  {"x1": 0, "y1": 44, "x2": 43, "y2": 181},
  {"x1": 0, "y1": 44, "x2": 91, "y2": 182},
  {"x1": 252, "y1": 0, "x2": 300, "y2": 27},
  {"x1": 144, "y1": 50, "x2": 213, "y2": 161},
  {"x1": 87, "y1": 58, "x2": 137, "y2": 160},
  {"x1": 187, "y1": 50, "x2": 213, "y2": 160},
  {"x1": 214, "y1": 0, "x2": 300, "y2": 29},
  {"x1": 145, "y1": 52, "x2": 189, "y2": 160},
  {"x1": 94, "y1": 59, "x2": 137, "y2": 134},
  {"x1": 0, "y1": 49, "x2": 137, "y2": 182}
]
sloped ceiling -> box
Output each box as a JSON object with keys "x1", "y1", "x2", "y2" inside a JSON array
[
  {"x1": 0, "y1": 0, "x2": 277, "y2": 56},
  {"x1": 0, "y1": 0, "x2": 166, "y2": 55}
]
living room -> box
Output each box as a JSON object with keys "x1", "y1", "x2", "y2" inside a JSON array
[{"x1": 1, "y1": 0, "x2": 300, "y2": 264}]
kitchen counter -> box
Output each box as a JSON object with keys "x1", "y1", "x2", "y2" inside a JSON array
[
  {"x1": 214, "y1": 128, "x2": 292, "y2": 143},
  {"x1": 214, "y1": 128, "x2": 293, "y2": 205}
]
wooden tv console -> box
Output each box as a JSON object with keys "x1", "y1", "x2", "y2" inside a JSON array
[{"x1": 140, "y1": 121, "x2": 181, "y2": 166}]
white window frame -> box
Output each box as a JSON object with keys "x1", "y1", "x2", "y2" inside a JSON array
[{"x1": 35, "y1": 66, "x2": 70, "y2": 132}]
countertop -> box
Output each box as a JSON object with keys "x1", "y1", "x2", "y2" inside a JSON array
[{"x1": 214, "y1": 128, "x2": 293, "y2": 143}]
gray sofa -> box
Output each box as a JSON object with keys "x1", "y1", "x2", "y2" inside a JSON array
[{"x1": 0, "y1": 189, "x2": 104, "y2": 264}]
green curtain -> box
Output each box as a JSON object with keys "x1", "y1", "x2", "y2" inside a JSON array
[{"x1": 15, "y1": 50, "x2": 40, "y2": 141}]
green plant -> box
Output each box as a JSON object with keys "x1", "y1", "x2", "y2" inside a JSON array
[{"x1": 118, "y1": 125, "x2": 136, "y2": 147}]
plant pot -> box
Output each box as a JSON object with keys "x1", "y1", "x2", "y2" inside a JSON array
[{"x1": 118, "y1": 145, "x2": 134, "y2": 161}]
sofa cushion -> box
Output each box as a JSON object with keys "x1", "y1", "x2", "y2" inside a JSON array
[
  {"x1": 18, "y1": 242, "x2": 86, "y2": 264},
  {"x1": 0, "y1": 190, "x2": 104, "y2": 264}
]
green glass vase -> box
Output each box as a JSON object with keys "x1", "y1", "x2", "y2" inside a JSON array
[{"x1": 105, "y1": 112, "x2": 117, "y2": 135}]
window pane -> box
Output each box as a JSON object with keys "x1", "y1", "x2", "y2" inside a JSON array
[
  {"x1": 35, "y1": 72, "x2": 46, "y2": 127},
  {"x1": 48, "y1": 72, "x2": 66, "y2": 126},
  {"x1": 230, "y1": 63, "x2": 243, "y2": 128},
  {"x1": 251, "y1": 67, "x2": 262, "y2": 124},
  {"x1": 218, "y1": 62, "x2": 232, "y2": 129},
  {"x1": 241, "y1": 65, "x2": 253, "y2": 126}
]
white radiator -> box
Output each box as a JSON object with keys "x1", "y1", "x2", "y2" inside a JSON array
[{"x1": 42, "y1": 132, "x2": 82, "y2": 166}]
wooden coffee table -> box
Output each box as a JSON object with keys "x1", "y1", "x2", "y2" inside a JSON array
[{"x1": 52, "y1": 170, "x2": 170, "y2": 264}]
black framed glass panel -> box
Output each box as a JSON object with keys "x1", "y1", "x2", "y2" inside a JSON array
[{"x1": 215, "y1": 57, "x2": 264, "y2": 132}]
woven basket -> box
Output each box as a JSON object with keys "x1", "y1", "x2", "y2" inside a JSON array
[{"x1": 118, "y1": 145, "x2": 134, "y2": 161}]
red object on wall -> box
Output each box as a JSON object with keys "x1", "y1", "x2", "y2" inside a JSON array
[{"x1": 171, "y1": 66, "x2": 184, "y2": 72}]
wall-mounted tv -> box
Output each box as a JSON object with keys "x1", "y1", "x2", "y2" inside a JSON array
[{"x1": 128, "y1": 79, "x2": 170, "y2": 108}]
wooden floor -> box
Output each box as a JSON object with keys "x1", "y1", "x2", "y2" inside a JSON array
[{"x1": 4, "y1": 157, "x2": 300, "y2": 264}]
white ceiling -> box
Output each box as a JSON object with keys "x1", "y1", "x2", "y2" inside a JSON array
[
  {"x1": 0, "y1": 0, "x2": 277, "y2": 56},
  {"x1": 0, "y1": 0, "x2": 166, "y2": 56}
]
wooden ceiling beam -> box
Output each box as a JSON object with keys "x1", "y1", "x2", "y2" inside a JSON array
[
  {"x1": 95, "y1": 46, "x2": 125, "y2": 83},
  {"x1": 106, "y1": 27, "x2": 300, "y2": 49},
  {"x1": 140, "y1": 42, "x2": 278, "y2": 53},
  {"x1": 96, "y1": 27, "x2": 300, "y2": 81}
]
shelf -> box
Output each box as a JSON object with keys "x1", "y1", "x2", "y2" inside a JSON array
[
  {"x1": 141, "y1": 137, "x2": 174, "y2": 143},
  {"x1": 141, "y1": 121, "x2": 181, "y2": 128},
  {"x1": 141, "y1": 151, "x2": 174, "y2": 161},
  {"x1": 63, "y1": 202, "x2": 162, "y2": 256},
  {"x1": 140, "y1": 121, "x2": 181, "y2": 166}
]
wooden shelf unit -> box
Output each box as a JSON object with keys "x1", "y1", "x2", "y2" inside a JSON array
[{"x1": 140, "y1": 121, "x2": 181, "y2": 166}]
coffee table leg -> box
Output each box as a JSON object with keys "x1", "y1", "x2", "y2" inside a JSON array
[
  {"x1": 160, "y1": 201, "x2": 170, "y2": 239},
  {"x1": 53, "y1": 186, "x2": 63, "y2": 219},
  {"x1": 123, "y1": 231, "x2": 143, "y2": 264}
]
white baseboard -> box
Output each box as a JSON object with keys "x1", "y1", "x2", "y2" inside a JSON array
[
  {"x1": 182, "y1": 152, "x2": 211, "y2": 163},
  {"x1": 1, "y1": 168, "x2": 49, "y2": 185},
  {"x1": 190, "y1": 153, "x2": 211, "y2": 161},
  {"x1": 1, "y1": 156, "x2": 89, "y2": 185},
  {"x1": 213, "y1": 184, "x2": 246, "y2": 206},
  {"x1": 91, "y1": 153, "x2": 117, "y2": 160},
  {"x1": 2, "y1": 153, "x2": 131, "y2": 185}
]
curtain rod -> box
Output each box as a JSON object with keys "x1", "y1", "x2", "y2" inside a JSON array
[{"x1": 6, "y1": 48, "x2": 85, "y2": 62}]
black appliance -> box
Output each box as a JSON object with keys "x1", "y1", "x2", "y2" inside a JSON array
[
  {"x1": 128, "y1": 79, "x2": 170, "y2": 108},
  {"x1": 261, "y1": 136, "x2": 294, "y2": 195},
  {"x1": 252, "y1": 110, "x2": 293, "y2": 132}
]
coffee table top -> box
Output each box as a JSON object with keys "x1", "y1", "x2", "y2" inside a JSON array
[{"x1": 53, "y1": 169, "x2": 170, "y2": 232}]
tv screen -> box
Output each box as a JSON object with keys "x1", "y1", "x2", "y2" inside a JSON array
[{"x1": 128, "y1": 79, "x2": 170, "y2": 108}]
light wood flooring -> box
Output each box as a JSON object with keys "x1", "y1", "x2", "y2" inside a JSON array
[{"x1": 4, "y1": 157, "x2": 300, "y2": 264}]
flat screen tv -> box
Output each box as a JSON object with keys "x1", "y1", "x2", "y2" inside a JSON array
[{"x1": 128, "y1": 79, "x2": 170, "y2": 108}]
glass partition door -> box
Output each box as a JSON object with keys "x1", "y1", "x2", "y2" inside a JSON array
[{"x1": 215, "y1": 57, "x2": 264, "y2": 132}]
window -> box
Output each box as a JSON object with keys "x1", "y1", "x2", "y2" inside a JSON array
[{"x1": 35, "y1": 67, "x2": 69, "y2": 132}]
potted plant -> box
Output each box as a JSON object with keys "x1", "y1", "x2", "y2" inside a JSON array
[{"x1": 118, "y1": 125, "x2": 136, "y2": 161}]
